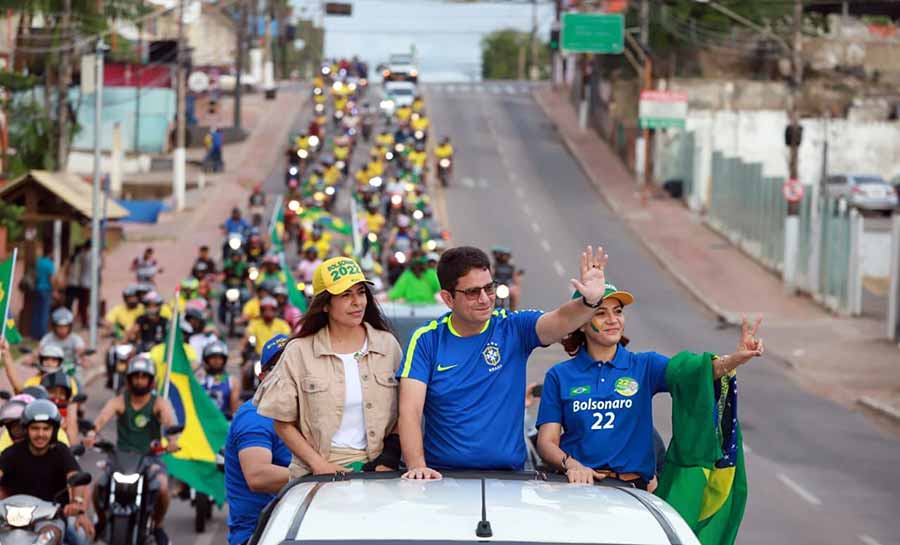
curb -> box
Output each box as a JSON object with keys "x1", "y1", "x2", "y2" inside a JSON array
[
  {"x1": 858, "y1": 396, "x2": 900, "y2": 424},
  {"x1": 531, "y1": 88, "x2": 741, "y2": 327}
]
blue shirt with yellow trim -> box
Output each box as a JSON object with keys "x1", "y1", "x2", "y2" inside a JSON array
[
  {"x1": 536, "y1": 344, "x2": 669, "y2": 480},
  {"x1": 398, "y1": 309, "x2": 544, "y2": 470}
]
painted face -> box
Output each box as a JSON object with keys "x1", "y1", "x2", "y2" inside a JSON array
[
  {"x1": 441, "y1": 268, "x2": 495, "y2": 326},
  {"x1": 584, "y1": 298, "x2": 626, "y2": 347},
  {"x1": 327, "y1": 283, "x2": 368, "y2": 329}
]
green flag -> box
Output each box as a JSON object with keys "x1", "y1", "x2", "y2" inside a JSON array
[
  {"x1": 300, "y1": 207, "x2": 352, "y2": 236},
  {"x1": 160, "y1": 316, "x2": 230, "y2": 505},
  {"x1": 655, "y1": 352, "x2": 747, "y2": 545},
  {"x1": 0, "y1": 252, "x2": 22, "y2": 345},
  {"x1": 279, "y1": 253, "x2": 308, "y2": 313},
  {"x1": 270, "y1": 204, "x2": 286, "y2": 253}
]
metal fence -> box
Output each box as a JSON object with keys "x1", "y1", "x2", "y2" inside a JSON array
[
  {"x1": 704, "y1": 151, "x2": 863, "y2": 315},
  {"x1": 656, "y1": 131, "x2": 695, "y2": 202}
]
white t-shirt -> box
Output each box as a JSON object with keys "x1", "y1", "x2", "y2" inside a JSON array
[{"x1": 330, "y1": 339, "x2": 368, "y2": 450}]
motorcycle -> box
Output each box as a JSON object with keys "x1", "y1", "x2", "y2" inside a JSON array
[
  {"x1": 222, "y1": 232, "x2": 244, "y2": 262},
  {"x1": 219, "y1": 282, "x2": 247, "y2": 338},
  {"x1": 93, "y1": 428, "x2": 183, "y2": 545},
  {"x1": 186, "y1": 449, "x2": 225, "y2": 533},
  {"x1": 240, "y1": 337, "x2": 260, "y2": 400},
  {"x1": 0, "y1": 472, "x2": 92, "y2": 545},
  {"x1": 437, "y1": 157, "x2": 452, "y2": 187},
  {"x1": 285, "y1": 165, "x2": 301, "y2": 189}
]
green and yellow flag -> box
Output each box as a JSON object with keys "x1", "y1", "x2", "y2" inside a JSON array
[
  {"x1": 160, "y1": 315, "x2": 229, "y2": 505},
  {"x1": 279, "y1": 253, "x2": 308, "y2": 313},
  {"x1": 655, "y1": 351, "x2": 747, "y2": 545},
  {"x1": 270, "y1": 204, "x2": 286, "y2": 254},
  {"x1": 0, "y1": 252, "x2": 22, "y2": 345},
  {"x1": 301, "y1": 207, "x2": 352, "y2": 236}
]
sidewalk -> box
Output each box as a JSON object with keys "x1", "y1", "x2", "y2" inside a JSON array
[{"x1": 533, "y1": 86, "x2": 900, "y2": 425}]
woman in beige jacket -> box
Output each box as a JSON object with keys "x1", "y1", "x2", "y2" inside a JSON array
[{"x1": 255, "y1": 257, "x2": 402, "y2": 477}]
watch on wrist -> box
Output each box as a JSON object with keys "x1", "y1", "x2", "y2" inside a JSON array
[{"x1": 581, "y1": 295, "x2": 602, "y2": 309}]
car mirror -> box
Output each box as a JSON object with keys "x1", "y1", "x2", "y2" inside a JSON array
[{"x1": 67, "y1": 472, "x2": 92, "y2": 487}]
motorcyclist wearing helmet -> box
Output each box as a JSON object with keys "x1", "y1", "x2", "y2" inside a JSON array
[
  {"x1": 85, "y1": 355, "x2": 179, "y2": 545},
  {"x1": 407, "y1": 142, "x2": 428, "y2": 172},
  {"x1": 492, "y1": 246, "x2": 522, "y2": 311},
  {"x1": 412, "y1": 95, "x2": 424, "y2": 114},
  {"x1": 301, "y1": 222, "x2": 332, "y2": 258},
  {"x1": 103, "y1": 284, "x2": 144, "y2": 338},
  {"x1": 257, "y1": 255, "x2": 287, "y2": 286},
  {"x1": 37, "y1": 307, "x2": 87, "y2": 372},
  {"x1": 271, "y1": 283, "x2": 302, "y2": 330},
  {"x1": 0, "y1": 399, "x2": 94, "y2": 544},
  {"x1": 224, "y1": 334, "x2": 291, "y2": 545},
  {"x1": 127, "y1": 291, "x2": 170, "y2": 351},
  {"x1": 41, "y1": 370, "x2": 80, "y2": 442},
  {"x1": 132, "y1": 247, "x2": 163, "y2": 284},
  {"x1": 183, "y1": 306, "x2": 218, "y2": 357},
  {"x1": 193, "y1": 245, "x2": 217, "y2": 278},
  {"x1": 296, "y1": 246, "x2": 323, "y2": 284},
  {"x1": 245, "y1": 231, "x2": 267, "y2": 264},
  {"x1": 241, "y1": 279, "x2": 277, "y2": 324},
  {"x1": 200, "y1": 341, "x2": 240, "y2": 419},
  {"x1": 242, "y1": 297, "x2": 290, "y2": 359},
  {"x1": 223, "y1": 207, "x2": 250, "y2": 237},
  {"x1": 249, "y1": 184, "x2": 267, "y2": 227},
  {"x1": 5, "y1": 340, "x2": 82, "y2": 406}
]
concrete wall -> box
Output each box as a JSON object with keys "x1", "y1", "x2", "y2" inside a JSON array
[{"x1": 665, "y1": 110, "x2": 900, "y2": 211}]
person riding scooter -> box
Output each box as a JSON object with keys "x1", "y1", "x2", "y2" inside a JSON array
[{"x1": 199, "y1": 341, "x2": 241, "y2": 420}]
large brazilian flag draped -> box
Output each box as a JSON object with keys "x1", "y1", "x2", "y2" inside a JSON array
[
  {"x1": 270, "y1": 204, "x2": 286, "y2": 253},
  {"x1": 160, "y1": 315, "x2": 229, "y2": 505},
  {"x1": 655, "y1": 351, "x2": 747, "y2": 545},
  {"x1": 0, "y1": 252, "x2": 22, "y2": 345}
]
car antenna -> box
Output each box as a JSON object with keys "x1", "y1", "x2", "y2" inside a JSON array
[{"x1": 475, "y1": 478, "x2": 493, "y2": 538}]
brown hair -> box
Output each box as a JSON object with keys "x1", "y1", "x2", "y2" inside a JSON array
[
  {"x1": 561, "y1": 329, "x2": 630, "y2": 357},
  {"x1": 294, "y1": 283, "x2": 393, "y2": 339}
]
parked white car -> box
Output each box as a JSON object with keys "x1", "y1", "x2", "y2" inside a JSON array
[
  {"x1": 825, "y1": 173, "x2": 898, "y2": 215},
  {"x1": 248, "y1": 472, "x2": 700, "y2": 545}
]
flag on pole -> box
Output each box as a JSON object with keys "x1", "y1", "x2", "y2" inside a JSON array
[
  {"x1": 160, "y1": 312, "x2": 229, "y2": 505},
  {"x1": 270, "y1": 200, "x2": 286, "y2": 254},
  {"x1": 279, "y1": 253, "x2": 308, "y2": 313},
  {"x1": 655, "y1": 351, "x2": 747, "y2": 545},
  {"x1": 300, "y1": 207, "x2": 352, "y2": 236},
  {"x1": 0, "y1": 251, "x2": 23, "y2": 345}
]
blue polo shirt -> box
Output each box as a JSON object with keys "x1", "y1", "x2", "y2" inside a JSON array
[
  {"x1": 225, "y1": 400, "x2": 292, "y2": 545},
  {"x1": 536, "y1": 345, "x2": 669, "y2": 480},
  {"x1": 398, "y1": 309, "x2": 544, "y2": 470}
]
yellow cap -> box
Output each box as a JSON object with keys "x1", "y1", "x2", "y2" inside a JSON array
[{"x1": 312, "y1": 257, "x2": 373, "y2": 296}]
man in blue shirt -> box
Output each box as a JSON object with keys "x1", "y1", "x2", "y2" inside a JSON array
[
  {"x1": 32, "y1": 245, "x2": 56, "y2": 340},
  {"x1": 225, "y1": 334, "x2": 291, "y2": 545},
  {"x1": 222, "y1": 207, "x2": 250, "y2": 236},
  {"x1": 398, "y1": 245, "x2": 610, "y2": 479}
]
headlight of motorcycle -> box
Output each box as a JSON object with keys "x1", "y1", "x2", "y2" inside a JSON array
[
  {"x1": 248, "y1": 335, "x2": 257, "y2": 345},
  {"x1": 368, "y1": 176, "x2": 383, "y2": 188},
  {"x1": 314, "y1": 191, "x2": 326, "y2": 202},
  {"x1": 226, "y1": 288, "x2": 240, "y2": 302},
  {"x1": 391, "y1": 194, "x2": 403, "y2": 206},
  {"x1": 5, "y1": 505, "x2": 35, "y2": 527},
  {"x1": 395, "y1": 251, "x2": 407, "y2": 264},
  {"x1": 325, "y1": 186, "x2": 336, "y2": 196},
  {"x1": 297, "y1": 149, "x2": 309, "y2": 159},
  {"x1": 385, "y1": 152, "x2": 394, "y2": 161},
  {"x1": 414, "y1": 130, "x2": 424, "y2": 139},
  {"x1": 496, "y1": 284, "x2": 510, "y2": 300},
  {"x1": 309, "y1": 136, "x2": 320, "y2": 147},
  {"x1": 228, "y1": 237, "x2": 242, "y2": 250},
  {"x1": 380, "y1": 99, "x2": 394, "y2": 109},
  {"x1": 412, "y1": 209, "x2": 424, "y2": 220},
  {"x1": 404, "y1": 182, "x2": 416, "y2": 193},
  {"x1": 113, "y1": 472, "x2": 141, "y2": 485},
  {"x1": 314, "y1": 103, "x2": 324, "y2": 113},
  {"x1": 348, "y1": 83, "x2": 357, "y2": 91},
  {"x1": 288, "y1": 200, "x2": 301, "y2": 212},
  {"x1": 336, "y1": 160, "x2": 346, "y2": 170},
  {"x1": 367, "y1": 233, "x2": 378, "y2": 243},
  {"x1": 289, "y1": 166, "x2": 298, "y2": 175},
  {"x1": 248, "y1": 267, "x2": 259, "y2": 281},
  {"x1": 395, "y1": 143, "x2": 405, "y2": 153},
  {"x1": 439, "y1": 158, "x2": 451, "y2": 168},
  {"x1": 335, "y1": 111, "x2": 344, "y2": 119},
  {"x1": 425, "y1": 239, "x2": 437, "y2": 251}
]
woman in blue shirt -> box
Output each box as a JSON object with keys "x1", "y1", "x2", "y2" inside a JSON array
[{"x1": 536, "y1": 283, "x2": 762, "y2": 489}]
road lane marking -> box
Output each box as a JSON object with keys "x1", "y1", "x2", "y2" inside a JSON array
[
  {"x1": 530, "y1": 220, "x2": 541, "y2": 234},
  {"x1": 776, "y1": 473, "x2": 822, "y2": 506},
  {"x1": 505, "y1": 85, "x2": 516, "y2": 94},
  {"x1": 540, "y1": 239, "x2": 551, "y2": 252},
  {"x1": 859, "y1": 535, "x2": 884, "y2": 545},
  {"x1": 553, "y1": 261, "x2": 566, "y2": 277}
]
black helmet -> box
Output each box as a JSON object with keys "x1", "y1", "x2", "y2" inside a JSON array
[
  {"x1": 51, "y1": 308, "x2": 74, "y2": 326},
  {"x1": 21, "y1": 399, "x2": 62, "y2": 432},
  {"x1": 40, "y1": 371, "x2": 72, "y2": 399}
]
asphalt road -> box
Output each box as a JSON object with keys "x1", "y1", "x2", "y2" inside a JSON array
[{"x1": 425, "y1": 80, "x2": 900, "y2": 545}]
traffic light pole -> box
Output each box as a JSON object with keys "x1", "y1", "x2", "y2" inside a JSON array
[{"x1": 784, "y1": 0, "x2": 803, "y2": 294}]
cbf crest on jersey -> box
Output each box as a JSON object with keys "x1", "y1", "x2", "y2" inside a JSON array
[{"x1": 482, "y1": 341, "x2": 501, "y2": 368}]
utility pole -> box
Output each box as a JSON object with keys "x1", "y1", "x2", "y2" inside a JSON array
[
  {"x1": 640, "y1": 0, "x2": 650, "y2": 46},
  {"x1": 234, "y1": 0, "x2": 245, "y2": 131},
  {"x1": 56, "y1": 0, "x2": 72, "y2": 171},
  {"x1": 263, "y1": 0, "x2": 276, "y2": 98},
  {"x1": 135, "y1": 0, "x2": 143, "y2": 152},
  {"x1": 529, "y1": 0, "x2": 539, "y2": 81},
  {"x1": 173, "y1": 0, "x2": 187, "y2": 211},
  {"x1": 89, "y1": 38, "x2": 106, "y2": 350},
  {"x1": 784, "y1": 0, "x2": 804, "y2": 293}
]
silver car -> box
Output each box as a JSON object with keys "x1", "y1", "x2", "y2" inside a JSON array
[
  {"x1": 825, "y1": 174, "x2": 898, "y2": 214},
  {"x1": 249, "y1": 472, "x2": 701, "y2": 545}
]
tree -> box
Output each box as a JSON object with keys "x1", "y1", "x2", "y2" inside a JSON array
[{"x1": 481, "y1": 29, "x2": 549, "y2": 80}]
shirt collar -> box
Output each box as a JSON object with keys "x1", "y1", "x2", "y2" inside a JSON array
[
  {"x1": 575, "y1": 344, "x2": 630, "y2": 370},
  {"x1": 312, "y1": 322, "x2": 388, "y2": 357}
]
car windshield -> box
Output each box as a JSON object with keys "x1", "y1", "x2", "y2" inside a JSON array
[
  {"x1": 390, "y1": 88, "x2": 414, "y2": 96},
  {"x1": 854, "y1": 176, "x2": 887, "y2": 185}
]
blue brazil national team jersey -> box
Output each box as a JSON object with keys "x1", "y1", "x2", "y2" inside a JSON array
[
  {"x1": 398, "y1": 309, "x2": 544, "y2": 470},
  {"x1": 536, "y1": 344, "x2": 669, "y2": 480},
  {"x1": 225, "y1": 400, "x2": 292, "y2": 545}
]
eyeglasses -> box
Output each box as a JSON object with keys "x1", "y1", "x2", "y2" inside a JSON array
[{"x1": 453, "y1": 281, "x2": 497, "y2": 301}]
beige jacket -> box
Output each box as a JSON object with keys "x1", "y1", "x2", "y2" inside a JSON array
[{"x1": 254, "y1": 322, "x2": 402, "y2": 476}]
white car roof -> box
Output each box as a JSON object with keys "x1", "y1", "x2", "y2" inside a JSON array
[{"x1": 252, "y1": 473, "x2": 699, "y2": 545}]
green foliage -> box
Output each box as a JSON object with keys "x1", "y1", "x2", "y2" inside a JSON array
[
  {"x1": 6, "y1": 101, "x2": 55, "y2": 176},
  {"x1": 658, "y1": 0, "x2": 793, "y2": 33},
  {"x1": 481, "y1": 29, "x2": 550, "y2": 80},
  {"x1": 0, "y1": 202, "x2": 25, "y2": 243}
]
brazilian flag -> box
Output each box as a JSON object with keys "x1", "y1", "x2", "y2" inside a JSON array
[
  {"x1": 655, "y1": 352, "x2": 747, "y2": 545},
  {"x1": 300, "y1": 207, "x2": 352, "y2": 236},
  {"x1": 270, "y1": 204, "x2": 286, "y2": 253},
  {"x1": 278, "y1": 253, "x2": 308, "y2": 313},
  {"x1": 0, "y1": 253, "x2": 22, "y2": 345},
  {"x1": 160, "y1": 315, "x2": 230, "y2": 505}
]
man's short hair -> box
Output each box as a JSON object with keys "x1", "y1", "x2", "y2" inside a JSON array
[{"x1": 437, "y1": 246, "x2": 491, "y2": 291}]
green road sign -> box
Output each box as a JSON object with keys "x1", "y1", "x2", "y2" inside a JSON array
[{"x1": 561, "y1": 13, "x2": 624, "y2": 54}]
